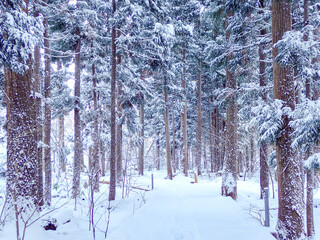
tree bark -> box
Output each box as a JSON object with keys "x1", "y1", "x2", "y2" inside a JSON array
[
  {"x1": 116, "y1": 41, "x2": 123, "y2": 182},
  {"x1": 5, "y1": 63, "x2": 39, "y2": 205},
  {"x1": 156, "y1": 132, "x2": 160, "y2": 170},
  {"x1": 172, "y1": 107, "x2": 176, "y2": 173},
  {"x1": 164, "y1": 76, "x2": 173, "y2": 180},
  {"x1": 44, "y1": 13, "x2": 52, "y2": 206},
  {"x1": 196, "y1": 59, "x2": 202, "y2": 176},
  {"x1": 181, "y1": 48, "x2": 188, "y2": 176},
  {"x1": 259, "y1": 0, "x2": 269, "y2": 199},
  {"x1": 56, "y1": 61, "x2": 66, "y2": 173},
  {"x1": 33, "y1": 1, "x2": 43, "y2": 207},
  {"x1": 138, "y1": 100, "x2": 144, "y2": 175},
  {"x1": 100, "y1": 140, "x2": 106, "y2": 177},
  {"x1": 91, "y1": 64, "x2": 100, "y2": 192},
  {"x1": 109, "y1": 0, "x2": 117, "y2": 201},
  {"x1": 272, "y1": 1, "x2": 304, "y2": 239},
  {"x1": 73, "y1": 26, "x2": 82, "y2": 201},
  {"x1": 221, "y1": 5, "x2": 238, "y2": 200},
  {"x1": 306, "y1": 168, "x2": 315, "y2": 237}
]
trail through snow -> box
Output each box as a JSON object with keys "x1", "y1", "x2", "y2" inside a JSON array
[{"x1": 107, "y1": 175, "x2": 275, "y2": 240}]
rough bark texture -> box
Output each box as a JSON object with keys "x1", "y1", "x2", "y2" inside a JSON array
[
  {"x1": 304, "y1": 1, "x2": 314, "y2": 236},
  {"x1": 221, "y1": 6, "x2": 238, "y2": 200},
  {"x1": 259, "y1": 0, "x2": 269, "y2": 199},
  {"x1": 44, "y1": 14, "x2": 52, "y2": 205},
  {"x1": 272, "y1": 1, "x2": 305, "y2": 239},
  {"x1": 164, "y1": 76, "x2": 173, "y2": 180},
  {"x1": 109, "y1": 0, "x2": 117, "y2": 201},
  {"x1": 33, "y1": 1, "x2": 43, "y2": 207},
  {"x1": 34, "y1": 45, "x2": 43, "y2": 207},
  {"x1": 73, "y1": 27, "x2": 82, "y2": 200},
  {"x1": 5, "y1": 63, "x2": 39, "y2": 205},
  {"x1": 116, "y1": 47, "x2": 123, "y2": 182},
  {"x1": 91, "y1": 64, "x2": 100, "y2": 192}
]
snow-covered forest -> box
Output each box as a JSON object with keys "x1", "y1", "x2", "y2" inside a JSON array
[{"x1": 1, "y1": 0, "x2": 320, "y2": 239}]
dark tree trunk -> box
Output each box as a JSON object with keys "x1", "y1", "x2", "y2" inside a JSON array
[
  {"x1": 221, "y1": 5, "x2": 238, "y2": 200},
  {"x1": 33, "y1": 1, "x2": 43, "y2": 207},
  {"x1": 91, "y1": 64, "x2": 100, "y2": 192},
  {"x1": 116, "y1": 43, "x2": 123, "y2": 182},
  {"x1": 181, "y1": 48, "x2": 188, "y2": 176},
  {"x1": 259, "y1": 0, "x2": 269, "y2": 199},
  {"x1": 44, "y1": 13, "x2": 52, "y2": 206},
  {"x1": 73, "y1": 27, "x2": 82, "y2": 201},
  {"x1": 196, "y1": 59, "x2": 202, "y2": 176},
  {"x1": 109, "y1": 0, "x2": 117, "y2": 201},
  {"x1": 272, "y1": 1, "x2": 304, "y2": 238},
  {"x1": 172, "y1": 107, "x2": 176, "y2": 173},
  {"x1": 5, "y1": 63, "x2": 39, "y2": 206}
]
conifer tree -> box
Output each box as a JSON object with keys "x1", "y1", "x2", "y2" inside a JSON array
[{"x1": 272, "y1": 1, "x2": 304, "y2": 238}]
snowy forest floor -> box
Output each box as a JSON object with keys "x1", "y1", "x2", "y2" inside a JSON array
[{"x1": 0, "y1": 171, "x2": 319, "y2": 240}]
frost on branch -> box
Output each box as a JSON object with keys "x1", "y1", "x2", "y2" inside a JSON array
[{"x1": 251, "y1": 99, "x2": 283, "y2": 145}]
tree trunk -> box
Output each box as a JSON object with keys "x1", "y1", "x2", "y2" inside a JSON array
[
  {"x1": 250, "y1": 132, "x2": 254, "y2": 174},
  {"x1": 109, "y1": 0, "x2": 117, "y2": 201},
  {"x1": 44, "y1": 14, "x2": 52, "y2": 206},
  {"x1": 272, "y1": 1, "x2": 304, "y2": 239},
  {"x1": 181, "y1": 48, "x2": 188, "y2": 176},
  {"x1": 259, "y1": 0, "x2": 269, "y2": 199},
  {"x1": 100, "y1": 141, "x2": 106, "y2": 177},
  {"x1": 164, "y1": 76, "x2": 173, "y2": 180},
  {"x1": 5, "y1": 63, "x2": 39, "y2": 206},
  {"x1": 156, "y1": 132, "x2": 160, "y2": 170},
  {"x1": 172, "y1": 107, "x2": 176, "y2": 173},
  {"x1": 73, "y1": 27, "x2": 82, "y2": 201},
  {"x1": 57, "y1": 62, "x2": 66, "y2": 173},
  {"x1": 306, "y1": 169, "x2": 314, "y2": 237},
  {"x1": 116, "y1": 42, "x2": 123, "y2": 182},
  {"x1": 34, "y1": 45, "x2": 43, "y2": 207},
  {"x1": 138, "y1": 100, "x2": 144, "y2": 175},
  {"x1": 92, "y1": 64, "x2": 100, "y2": 192},
  {"x1": 33, "y1": 1, "x2": 43, "y2": 207},
  {"x1": 221, "y1": 5, "x2": 238, "y2": 200},
  {"x1": 209, "y1": 109, "x2": 214, "y2": 173},
  {"x1": 196, "y1": 59, "x2": 202, "y2": 176}
]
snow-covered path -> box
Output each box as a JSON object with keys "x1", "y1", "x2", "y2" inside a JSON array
[{"x1": 107, "y1": 175, "x2": 275, "y2": 240}]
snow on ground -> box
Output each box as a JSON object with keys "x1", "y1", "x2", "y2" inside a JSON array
[{"x1": 0, "y1": 171, "x2": 319, "y2": 240}]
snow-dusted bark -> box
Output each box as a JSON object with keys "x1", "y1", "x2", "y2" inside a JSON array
[
  {"x1": 272, "y1": 1, "x2": 305, "y2": 239},
  {"x1": 73, "y1": 27, "x2": 82, "y2": 201},
  {"x1": 259, "y1": 0, "x2": 269, "y2": 198},
  {"x1": 5, "y1": 0, "x2": 42, "y2": 210},
  {"x1": 221, "y1": 3, "x2": 238, "y2": 200},
  {"x1": 109, "y1": 0, "x2": 117, "y2": 201},
  {"x1": 34, "y1": 42, "x2": 43, "y2": 207},
  {"x1": 91, "y1": 64, "x2": 100, "y2": 192},
  {"x1": 44, "y1": 12, "x2": 52, "y2": 206},
  {"x1": 5, "y1": 64, "x2": 39, "y2": 206}
]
